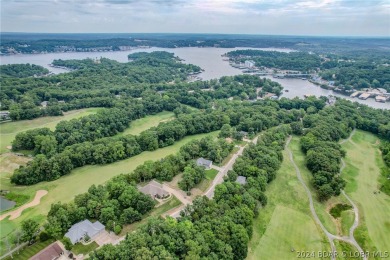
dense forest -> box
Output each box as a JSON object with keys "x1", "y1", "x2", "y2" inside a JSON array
[
  {"x1": 2, "y1": 33, "x2": 390, "y2": 55},
  {"x1": 0, "y1": 64, "x2": 49, "y2": 78},
  {"x1": 227, "y1": 50, "x2": 322, "y2": 72}
]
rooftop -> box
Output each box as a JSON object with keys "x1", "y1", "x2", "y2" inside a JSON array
[
  {"x1": 139, "y1": 180, "x2": 169, "y2": 198},
  {"x1": 65, "y1": 220, "x2": 105, "y2": 244},
  {"x1": 236, "y1": 176, "x2": 247, "y2": 185},
  {"x1": 30, "y1": 242, "x2": 63, "y2": 260}
]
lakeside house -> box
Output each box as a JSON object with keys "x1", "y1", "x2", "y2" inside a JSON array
[
  {"x1": 138, "y1": 180, "x2": 169, "y2": 199},
  {"x1": 359, "y1": 93, "x2": 371, "y2": 100},
  {"x1": 65, "y1": 220, "x2": 105, "y2": 244},
  {"x1": 196, "y1": 158, "x2": 213, "y2": 169}
]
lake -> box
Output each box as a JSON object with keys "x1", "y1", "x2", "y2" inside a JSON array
[
  {"x1": 0, "y1": 197, "x2": 15, "y2": 212},
  {"x1": 1, "y1": 47, "x2": 389, "y2": 109}
]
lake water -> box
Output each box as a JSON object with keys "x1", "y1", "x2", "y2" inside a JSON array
[
  {"x1": 1, "y1": 47, "x2": 388, "y2": 109},
  {"x1": 0, "y1": 196, "x2": 16, "y2": 211}
]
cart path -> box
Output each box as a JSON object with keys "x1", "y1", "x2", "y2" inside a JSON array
[
  {"x1": 0, "y1": 190, "x2": 48, "y2": 221},
  {"x1": 286, "y1": 135, "x2": 366, "y2": 260}
]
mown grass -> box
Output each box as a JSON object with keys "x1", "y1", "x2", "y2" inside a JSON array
[
  {"x1": 4, "y1": 239, "x2": 55, "y2": 260},
  {"x1": 119, "y1": 111, "x2": 175, "y2": 136},
  {"x1": 248, "y1": 140, "x2": 329, "y2": 259},
  {"x1": 72, "y1": 241, "x2": 99, "y2": 255},
  {"x1": 196, "y1": 169, "x2": 218, "y2": 192},
  {"x1": 120, "y1": 195, "x2": 181, "y2": 235},
  {"x1": 0, "y1": 108, "x2": 100, "y2": 154},
  {"x1": 341, "y1": 130, "x2": 389, "y2": 253}
]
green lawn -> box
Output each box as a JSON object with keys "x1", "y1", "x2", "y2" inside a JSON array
[
  {"x1": 72, "y1": 241, "x2": 99, "y2": 255},
  {"x1": 4, "y1": 239, "x2": 55, "y2": 260},
  {"x1": 0, "y1": 131, "x2": 218, "y2": 244},
  {"x1": 119, "y1": 111, "x2": 175, "y2": 136},
  {"x1": 0, "y1": 108, "x2": 100, "y2": 154},
  {"x1": 341, "y1": 130, "x2": 390, "y2": 253},
  {"x1": 205, "y1": 169, "x2": 218, "y2": 180},
  {"x1": 196, "y1": 169, "x2": 219, "y2": 192},
  {"x1": 120, "y1": 195, "x2": 182, "y2": 235},
  {"x1": 248, "y1": 141, "x2": 329, "y2": 259}
]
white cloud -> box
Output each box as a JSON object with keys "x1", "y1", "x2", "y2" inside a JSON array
[{"x1": 1, "y1": 0, "x2": 389, "y2": 36}]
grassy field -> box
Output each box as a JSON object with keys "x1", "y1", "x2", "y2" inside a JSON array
[
  {"x1": 341, "y1": 130, "x2": 390, "y2": 253},
  {"x1": 120, "y1": 195, "x2": 181, "y2": 235},
  {"x1": 4, "y1": 239, "x2": 55, "y2": 260},
  {"x1": 72, "y1": 241, "x2": 99, "y2": 255},
  {"x1": 248, "y1": 140, "x2": 329, "y2": 260},
  {"x1": 0, "y1": 108, "x2": 100, "y2": 154},
  {"x1": 0, "y1": 131, "x2": 218, "y2": 247},
  {"x1": 119, "y1": 111, "x2": 175, "y2": 136}
]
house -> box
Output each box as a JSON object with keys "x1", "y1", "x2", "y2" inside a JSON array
[
  {"x1": 30, "y1": 242, "x2": 64, "y2": 260},
  {"x1": 359, "y1": 93, "x2": 371, "y2": 100},
  {"x1": 0, "y1": 111, "x2": 10, "y2": 120},
  {"x1": 239, "y1": 131, "x2": 248, "y2": 138},
  {"x1": 236, "y1": 176, "x2": 247, "y2": 185},
  {"x1": 375, "y1": 96, "x2": 387, "y2": 103},
  {"x1": 138, "y1": 180, "x2": 169, "y2": 199},
  {"x1": 196, "y1": 158, "x2": 213, "y2": 169},
  {"x1": 41, "y1": 101, "x2": 48, "y2": 108},
  {"x1": 65, "y1": 220, "x2": 105, "y2": 244},
  {"x1": 244, "y1": 60, "x2": 255, "y2": 68}
]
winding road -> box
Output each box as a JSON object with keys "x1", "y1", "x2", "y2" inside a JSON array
[{"x1": 286, "y1": 134, "x2": 366, "y2": 260}]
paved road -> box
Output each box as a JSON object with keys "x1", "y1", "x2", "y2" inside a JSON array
[
  {"x1": 287, "y1": 135, "x2": 367, "y2": 260},
  {"x1": 204, "y1": 145, "x2": 246, "y2": 199}
]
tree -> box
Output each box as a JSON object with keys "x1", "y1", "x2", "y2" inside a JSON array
[
  {"x1": 21, "y1": 219, "x2": 40, "y2": 244},
  {"x1": 62, "y1": 236, "x2": 73, "y2": 250},
  {"x1": 218, "y1": 124, "x2": 232, "y2": 138}
]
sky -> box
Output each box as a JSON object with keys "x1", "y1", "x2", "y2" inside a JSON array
[{"x1": 1, "y1": 0, "x2": 389, "y2": 36}]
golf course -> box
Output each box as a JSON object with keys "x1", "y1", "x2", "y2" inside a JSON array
[
  {"x1": 0, "y1": 111, "x2": 216, "y2": 255},
  {"x1": 249, "y1": 131, "x2": 390, "y2": 259}
]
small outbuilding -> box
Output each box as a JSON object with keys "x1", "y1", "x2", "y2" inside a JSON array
[
  {"x1": 65, "y1": 220, "x2": 105, "y2": 244},
  {"x1": 196, "y1": 158, "x2": 213, "y2": 169},
  {"x1": 30, "y1": 241, "x2": 64, "y2": 260},
  {"x1": 236, "y1": 176, "x2": 247, "y2": 185},
  {"x1": 138, "y1": 180, "x2": 169, "y2": 199}
]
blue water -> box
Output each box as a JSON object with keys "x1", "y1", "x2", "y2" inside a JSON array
[{"x1": 0, "y1": 196, "x2": 16, "y2": 211}]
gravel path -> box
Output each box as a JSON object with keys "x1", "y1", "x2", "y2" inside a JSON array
[{"x1": 286, "y1": 135, "x2": 366, "y2": 260}]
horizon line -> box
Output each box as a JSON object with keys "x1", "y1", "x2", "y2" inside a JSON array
[{"x1": 1, "y1": 32, "x2": 389, "y2": 39}]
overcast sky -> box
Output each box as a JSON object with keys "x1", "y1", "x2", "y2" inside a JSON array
[{"x1": 1, "y1": 0, "x2": 389, "y2": 36}]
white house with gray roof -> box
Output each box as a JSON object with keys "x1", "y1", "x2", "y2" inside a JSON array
[
  {"x1": 196, "y1": 158, "x2": 213, "y2": 169},
  {"x1": 65, "y1": 220, "x2": 105, "y2": 244}
]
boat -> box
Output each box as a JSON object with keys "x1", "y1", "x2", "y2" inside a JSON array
[{"x1": 284, "y1": 90, "x2": 289, "y2": 92}]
